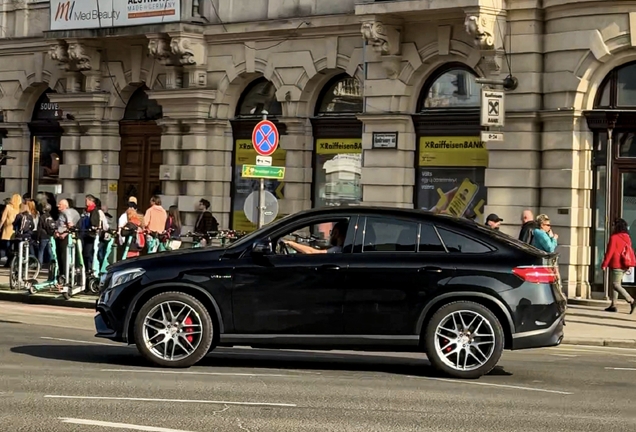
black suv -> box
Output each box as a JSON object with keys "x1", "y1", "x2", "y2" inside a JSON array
[{"x1": 95, "y1": 207, "x2": 566, "y2": 379}]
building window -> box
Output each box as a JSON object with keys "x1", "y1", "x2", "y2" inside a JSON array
[
  {"x1": 595, "y1": 61, "x2": 636, "y2": 109},
  {"x1": 312, "y1": 74, "x2": 363, "y2": 208},
  {"x1": 413, "y1": 64, "x2": 486, "y2": 222},
  {"x1": 236, "y1": 78, "x2": 282, "y2": 117},
  {"x1": 29, "y1": 90, "x2": 63, "y2": 197}
]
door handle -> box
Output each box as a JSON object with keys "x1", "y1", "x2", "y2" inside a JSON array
[
  {"x1": 315, "y1": 264, "x2": 340, "y2": 271},
  {"x1": 419, "y1": 266, "x2": 443, "y2": 273}
]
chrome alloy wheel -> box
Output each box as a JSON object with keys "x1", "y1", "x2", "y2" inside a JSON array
[
  {"x1": 434, "y1": 310, "x2": 496, "y2": 372},
  {"x1": 142, "y1": 301, "x2": 203, "y2": 362}
]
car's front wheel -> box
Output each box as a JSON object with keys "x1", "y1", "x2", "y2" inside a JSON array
[
  {"x1": 425, "y1": 301, "x2": 504, "y2": 379},
  {"x1": 134, "y1": 291, "x2": 214, "y2": 368}
]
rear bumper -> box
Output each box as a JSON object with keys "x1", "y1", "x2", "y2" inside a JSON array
[{"x1": 510, "y1": 313, "x2": 565, "y2": 350}]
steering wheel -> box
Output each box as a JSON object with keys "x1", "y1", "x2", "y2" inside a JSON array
[{"x1": 277, "y1": 239, "x2": 290, "y2": 255}]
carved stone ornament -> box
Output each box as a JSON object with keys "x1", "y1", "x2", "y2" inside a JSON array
[
  {"x1": 464, "y1": 15, "x2": 495, "y2": 50},
  {"x1": 67, "y1": 43, "x2": 92, "y2": 71},
  {"x1": 361, "y1": 21, "x2": 400, "y2": 56},
  {"x1": 48, "y1": 42, "x2": 70, "y2": 70},
  {"x1": 148, "y1": 38, "x2": 172, "y2": 65},
  {"x1": 381, "y1": 55, "x2": 402, "y2": 80},
  {"x1": 170, "y1": 37, "x2": 195, "y2": 65}
]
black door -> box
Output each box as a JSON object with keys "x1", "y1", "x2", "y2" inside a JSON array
[
  {"x1": 344, "y1": 217, "x2": 455, "y2": 335},
  {"x1": 231, "y1": 216, "x2": 357, "y2": 335}
]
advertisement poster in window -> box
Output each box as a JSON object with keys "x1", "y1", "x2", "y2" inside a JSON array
[
  {"x1": 314, "y1": 138, "x2": 362, "y2": 208},
  {"x1": 416, "y1": 136, "x2": 488, "y2": 223},
  {"x1": 232, "y1": 139, "x2": 286, "y2": 232}
]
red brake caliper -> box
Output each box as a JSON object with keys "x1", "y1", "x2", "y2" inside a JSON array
[
  {"x1": 444, "y1": 339, "x2": 452, "y2": 353},
  {"x1": 184, "y1": 317, "x2": 194, "y2": 343}
]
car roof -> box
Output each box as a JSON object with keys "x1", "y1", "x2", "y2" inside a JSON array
[{"x1": 290, "y1": 206, "x2": 448, "y2": 222}]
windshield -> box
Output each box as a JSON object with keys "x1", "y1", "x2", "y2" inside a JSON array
[{"x1": 228, "y1": 213, "x2": 297, "y2": 249}]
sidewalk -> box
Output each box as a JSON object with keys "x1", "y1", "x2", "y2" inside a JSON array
[{"x1": 1, "y1": 268, "x2": 636, "y2": 347}]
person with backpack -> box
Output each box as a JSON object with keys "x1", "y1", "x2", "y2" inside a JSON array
[
  {"x1": 13, "y1": 203, "x2": 36, "y2": 257},
  {"x1": 194, "y1": 198, "x2": 219, "y2": 246},
  {"x1": 601, "y1": 218, "x2": 636, "y2": 314},
  {"x1": 36, "y1": 203, "x2": 56, "y2": 266},
  {"x1": 80, "y1": 194, "x2": 102, "y2": 274},
  {"x1": 121, "y1": 208, "x2": 144, "y2": 259}
]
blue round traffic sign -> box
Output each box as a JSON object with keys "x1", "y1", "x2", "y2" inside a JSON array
[{"x1": 252, "y1": 120, "x2": 279, "y2": 157}]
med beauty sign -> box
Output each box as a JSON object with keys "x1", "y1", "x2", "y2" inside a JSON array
[{"x1": 50, "y1": 0, "x2": 181, "y2": 31}]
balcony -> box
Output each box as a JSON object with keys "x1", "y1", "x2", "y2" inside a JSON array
[{"x1": 355, "y1": 0, "x2": 503, "y2": 21}]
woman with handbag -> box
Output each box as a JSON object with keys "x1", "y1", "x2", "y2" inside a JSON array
[{"x1": 601, "y1": 218, "x2": 636, "y2": 314}]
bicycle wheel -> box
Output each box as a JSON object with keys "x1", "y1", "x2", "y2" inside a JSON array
[
  {"x1": 27, "y1": 256, "x2": 41, "y2": 281},
  {"x1": 9, "y1": 257, "x2": 18, "y2": 290}
]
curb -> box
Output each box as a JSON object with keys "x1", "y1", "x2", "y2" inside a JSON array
[
  {"x1": 567, "y1": 298, "x2": 611, "y2": 307},
  {"x1": 0, "y1": 290, "x2": 95, "y2": 310},
  {"x1": 562, "y1": 337, "x2": 636, "y2": 349}
]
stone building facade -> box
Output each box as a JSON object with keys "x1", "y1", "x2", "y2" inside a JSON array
[{"x1": 1, "y1": 0, "x2": 636, "y2": 300}]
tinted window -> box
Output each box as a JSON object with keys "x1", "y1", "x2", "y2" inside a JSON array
[
  {"x1": 363, "y1": 217, "x2": 418, "y2": 252},
  {"x1": 437, "y1": 227, "x2": 491, "y2": 253},
  {"x1": 419, "y1": 224, "x2": 445, "y2": 252}
]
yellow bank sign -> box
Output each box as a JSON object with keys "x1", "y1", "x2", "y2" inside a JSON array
[{"x1": 419, "y1": 136, "x2": 488, "y2": 167}]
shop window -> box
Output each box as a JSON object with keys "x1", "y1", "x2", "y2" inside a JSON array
[
  {"x1": 236, "y1": 78, "x2": 282, "y2": 117},
  {"x1": 312, "y1": 74, "x2": 363, "y2": 208},
  {"x1": 29, "y1": 90, "x2": 63, "y2": 196}
]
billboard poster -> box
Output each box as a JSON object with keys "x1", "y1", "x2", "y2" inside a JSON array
[
  {"x1": 50, "y1": 0, "x2": 181, "y2": 31},
  {"x1": 416, "y1": 136, "x2": 488, "y2": 223},
  {"x1": 314, "y1": 138, "x2": 362, "y2": 208},
  {"x1": 232, "y1": 139, "x2": 286, "y2": 232}
]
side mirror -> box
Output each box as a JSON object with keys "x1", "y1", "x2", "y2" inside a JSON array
[{"x1": 252, "y1": 239, "x2": 273, "y2": 255}]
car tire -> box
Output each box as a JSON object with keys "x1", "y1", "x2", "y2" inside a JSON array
[
  {"x1": 425, "y1": 301, "x2": 504, "y2": 379},
  {"x1": 134, "y1": 291, "x2": 214, "y2": 368}
]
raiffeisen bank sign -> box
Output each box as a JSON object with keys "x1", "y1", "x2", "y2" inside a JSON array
[{"x1": 50, "y1": 0, "x2": 181, "y2": 31}]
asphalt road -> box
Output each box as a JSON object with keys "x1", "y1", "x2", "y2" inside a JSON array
[{"x1": 0, "y1": 302, "x2": 635, "y2": 432}]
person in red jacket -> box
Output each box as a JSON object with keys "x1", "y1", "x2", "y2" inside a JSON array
[{"x1": 601, "y1": 218, "x2": 636, "y2": 313}]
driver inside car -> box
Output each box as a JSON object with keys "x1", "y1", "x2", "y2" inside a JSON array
[{"x1": 283, "y1": 221, "x2": 347, "y2": 254}]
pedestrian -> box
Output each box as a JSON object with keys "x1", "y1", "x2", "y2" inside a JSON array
[
  {"x1": 485, "y1": 213, "x2": 503, "y2": 230},
  {"x1": 194, "y1": 198, "x2": 219, "y2": 246},
  {"x1": 13, "y1": 202, "x2": 36, "y2": 258},
  {"x1": 601, "y1": 218, "x2": 636, "y2": 314},
  {"x1": 79, "y1": 194, "x2": 102, "y2": 272},
  {"x1": 26, "y1": 200, "x2": 39, "y2": 256},
  {"x1": 144, "y1": 195, "x2": 167, "y2": 236},
  {"x1": 0, "y1": 194, "x2": 20, "y2": 267},
  {"x1": 55, "y1": 199, "x2": 80, "y2": 274},
  {"x1": 121, "y1": 208, "x2": 144, "y2": 259},
  {"x1": 165, "y1": 205, "x2": 182, "y2": 250},
  {"x1": 532, "y1": 214, "x2": 558, "y2": 253},
  {"x1": 37, "y1": 203, "x2": 56, "y2": 267},
  {"x1": 519, "y1": 210, "x2": 537, "y2": 244},
  {"x1": 118, "y1": 196, "x2": 138, "y2": 229}
]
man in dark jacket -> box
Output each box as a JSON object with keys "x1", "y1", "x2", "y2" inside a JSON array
[
  {"x1": 81, "y1": 194, "x2": 102, "y2": 272},
  {"x1": 518, "y1": 210, "x2": 537, "y2": 244}
]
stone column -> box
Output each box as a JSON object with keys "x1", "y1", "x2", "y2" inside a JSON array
[
  {"x1": 540, "y1": 110, "x2": 592, "y2": 299},
  {"x1": 358, "y1": 114, "x2": 416, "y2": 207},
  {"x1": 0, "y1": 123, "x2": 30, "y2": 197},
  {"x1": 278, "y1": 117, "x2": 312, "y2": 214}
]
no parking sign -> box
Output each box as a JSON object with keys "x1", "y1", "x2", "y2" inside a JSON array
[{"x1": 251, "y1": 120, "x2": 279, "y2": 157}]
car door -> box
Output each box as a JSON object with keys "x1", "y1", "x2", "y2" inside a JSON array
[
  {"x1": 231, "y1": 215, "x2": 358, "y2": 335},
  {"x1": 343, "y1": 216, "x2": 455, "y2": 336}
]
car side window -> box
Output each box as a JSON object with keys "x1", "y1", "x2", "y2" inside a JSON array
[
  {"x1": 418, "y1": 224, "x2": 446, "y2": 252},
  {"x1": 436, "y1": 227, "x2": 491, "y2": 253},
  {"x1": 362, "y1": 217, "x2": 418, "y2": 252},
  {"x1": 273, "y1": 217, "x2": 354, "y2": 255}
]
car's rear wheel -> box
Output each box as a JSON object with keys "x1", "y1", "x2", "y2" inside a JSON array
[
  {"x1": 425, "y1": 301, "x2": 504, "y2": 379},
  {"x1": 134, "y1": 291, "x2": 214, "y2": 368}
]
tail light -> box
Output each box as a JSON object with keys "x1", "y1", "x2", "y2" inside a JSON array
[{"x1": 512, "y1": 266, "x2": 557, "y2": 284}]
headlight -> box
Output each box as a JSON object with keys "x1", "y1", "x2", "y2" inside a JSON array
[{"x1": 110, "y1": 268, "x2": 145, "y2": 288}]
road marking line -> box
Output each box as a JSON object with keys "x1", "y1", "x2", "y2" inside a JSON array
[
  {"x1": 605, "y1": 367, "x2": 636, "y2": 371},
  {"x1": 58, "y1": 417, "x2": 195, "y2": 432},
  {"x1": 40, "y1": 337, "x2": 121, "y2": 347},
  {"x1": 45, "y1": 395, "x2": 297, "y2": 407},
  {"x1": 548, "y1": 347, "x2": 636, "y2": 357},
  {"x1": 415, "y1": 377, "x2": 573, "y2": 395},
  {"x1": 550, "y1": 354, "x2": 578, "y2": 358},
  {"x1": 100, "y1": 369, "x2": 302, "y2": 378}
]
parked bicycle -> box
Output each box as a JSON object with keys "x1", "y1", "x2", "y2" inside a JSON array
[{"x1": 9, "y1": 238, "x2": 40, "y2": 290}]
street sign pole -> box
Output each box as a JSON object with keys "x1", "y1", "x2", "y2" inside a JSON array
[{"x1": 258, "y1": 111, "x2": 267, "y2": 228}]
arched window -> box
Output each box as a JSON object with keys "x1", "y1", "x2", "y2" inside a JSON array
[
  {"x1": 236, "y1": 78, "x2": 282, "y2": 117},
  {"x1": 594, "y1": 61, "x2": 636, "y2": 108},
  {"x1": 418, "y1": 64, "x2": 480, "y2": 111},
  {"x1": 315, "y1": 75, "x2": 362, "y2": 115},
  {"x1": 123, "y1": 87, "x2": 163, "y2": 121}
]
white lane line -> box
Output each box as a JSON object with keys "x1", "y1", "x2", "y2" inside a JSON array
[
  {"x1": 45, "y1": 395, "x2": 297, "y2": 407},
  {"x1": 550, "y1": 354, "x2": 578, "y2": 358},
  {"x1": 58, "y1": 417, "x2": 195, "y2": 432},
  {"x1": 40, "y1": 336, "x2": 121, "y2": 347},
  {"x1": 605, "y1": 367, "x2": 636, "y2": 371},
  {"x1": 548, "y1": 347, "x2": 636, "y2": 357},
  {"x1": 100, "y1": 369, "x2": 302, "y2": 378},
  {"x1": 414, "y1": 377, "x2": 573, "y2": 395}
]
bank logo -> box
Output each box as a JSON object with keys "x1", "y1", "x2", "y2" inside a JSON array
[{"x1": 54, "y1": 1, "x2": 75, "y2": 21}]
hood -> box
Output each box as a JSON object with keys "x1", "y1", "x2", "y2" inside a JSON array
[
  {"x1": 615, "y1": 232, "x2": 632, "y2": 243},
  {"x1": 108, "y1": 246, "x2": 226, "y2": 272}
]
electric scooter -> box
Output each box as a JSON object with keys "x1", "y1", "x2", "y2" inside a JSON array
[
  {"x1": 58, "y1": 226, "x2": 86, "y2": 300},
  {"x1": 86, "y1": 229, "x2": 117, "y2": 294},
  {"x1": 146, "y1": 231, "x2": 161, "y2": 254},
  {"x1": 9, "y1": 238, "x2": 41, "y2": 290},
  {"x1": 25, "y1": 237, "x2": 59, "y2": 295}
]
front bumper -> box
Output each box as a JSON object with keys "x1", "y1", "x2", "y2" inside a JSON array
[{"x1": 511, "y1": 313, "x2": 565, "y2": 350}]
